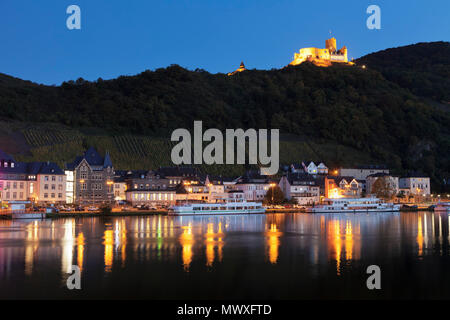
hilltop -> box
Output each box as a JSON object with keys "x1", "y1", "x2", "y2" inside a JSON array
[{"x1": 0, "y1": 42, "x2": 449, "y2": 190}]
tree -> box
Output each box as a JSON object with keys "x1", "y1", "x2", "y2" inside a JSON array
[
  {"x1": 263, "y1": 186, "x2": 286, "y2": 205},
  {"x1": 371, "y1": 177, "x2": 396, "y2": 200}
]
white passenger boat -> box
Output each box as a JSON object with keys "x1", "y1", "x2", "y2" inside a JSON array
[
  {"x1": 169, "y1": 201, "x2": 265, "y2": 216},
  {"x1": 306, "y1": 197, "x2": 401, "y2": 213},
  {"x1": 12, "y1": 212, "x2": 46, "y2": 219},
  {"x1": 169, "y1": 192, "x2": 265, "y2": 216},
  {"x1": 434, "y1": 202, "x2": 450, "y2": 213}
]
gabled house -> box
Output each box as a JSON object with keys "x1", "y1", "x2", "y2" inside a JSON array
[
  {"x1": 279, "y1": 173, "x2": 320, "y2": 205},
  {"x1": 290, "y1": 161, "x2": 328, "y2": 175},
  {"x1": 325, "y1": 176, "x2": 362, "y2": 198},
  {"x1": 0, "y1": 150, "x2": 66, "y2": 205},
  {"x1": 233, "y1": 171, "x2": 272, "y2": 202},
  {"x1": 399, "y1": 173, "x2": 431, "y2": 196},
  {"x1": 65, "y1": 147, "x2": 115, "y2": 205}
]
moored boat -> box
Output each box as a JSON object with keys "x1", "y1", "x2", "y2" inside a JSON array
[
  {"x1": 12, "y1": 212, "x2": 46, "y2": 219},
  {"x1": 306, "y1": 197, "x2": 400, "y2": 213},
  {"x1": 434, "y1": 202, "x2": 450, "y2": 213},
  {"x1": 169, "y1": 191, "x2": 265, "y2": 216}
]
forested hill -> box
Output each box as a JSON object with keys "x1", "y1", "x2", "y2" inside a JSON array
[
  {"x1": 356, "y1": 41, "x2": 450, "y2": 103},
  {"x1": 0, "y1": 41, "x2": 449, "y2": 190}
]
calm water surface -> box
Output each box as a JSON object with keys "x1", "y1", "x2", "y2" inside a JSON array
[{"x1": 1, "y1": 212, "x2": 449, "y2": 299}]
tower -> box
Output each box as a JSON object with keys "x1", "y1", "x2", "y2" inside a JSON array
[{"x1": 325, "y1": 38, "x2": 337, "y2": 53}]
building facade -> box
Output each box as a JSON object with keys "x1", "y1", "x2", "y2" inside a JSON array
[
  {"x1": 279, "y1": 173, "x2": 320, "y2": 205},
  {"x1": 338, "y1": 165, "x2": 389, "y2": 181},
  {"x1": 233, "y1": 171, "x2": 271, "y2": 202},
  {"x1": 0, "y1": 150, "x2": 66, "y2": 205},
  {"x1": 399, "y1": 174, "x2": 431, "y2": 196},
  {"x1": 65, "y1": 147, "x2": 114, "y2": 205},
  {"x1": 325, "y1": 176, "x2": 363, "y2": 198}
]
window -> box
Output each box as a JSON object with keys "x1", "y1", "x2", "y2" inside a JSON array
[
  {"x1": 44, "y1": 184, "x2": 48, "y2": 190},
  {"x1": 44, "y1": 193, "x2": 48, "y2": 198},
  {"x1": 13, "y1": 192, "x2": 17, "y2": 199},
  {"x1": 58, "y1": 176, "x2": 63, "y2": 182},
  {"x1": 58, "y1": 184, "x2": 63, "y2": 191},
  {"x1": 51, "y1": 193, "x2": 55, "y2": 198},
  {"x1": 19, "y1": 192, "x2": 23, "y2": 199},
  {"x1": 51, "y1": 176, "x2": 56, "y2": 181},
  {"x1": 58, "y1": 193, "x2": 62, "y2": 198},
  {"x1": 13, "y1": 182, "x2": 17, "y2": 189},
  {"x1": 44, "y1": 176, "x2": 49, "y2": 181},
  {"x1": 51, "y1": 184, "x2": 56, "y2": 190},
  {"x1": 81, "y1": 183, "x2": 87, "y2": 190},
  {"x1": 19, "y1": 182, "x2": 24, "y2": 189}
]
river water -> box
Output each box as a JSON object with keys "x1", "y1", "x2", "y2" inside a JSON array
[{"x1": 0, "y1": 212, "x2": 449, "y2": 299}]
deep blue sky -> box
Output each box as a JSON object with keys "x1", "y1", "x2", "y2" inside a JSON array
[{"x1": 1, "y1": 0, "x2": 449, "y2": 85}]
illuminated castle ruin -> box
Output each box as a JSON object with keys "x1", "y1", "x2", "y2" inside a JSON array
[{"x1": 289, "y1": 38, "x2": 353, "y2": 67}]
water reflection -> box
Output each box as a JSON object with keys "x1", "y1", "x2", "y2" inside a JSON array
[
  {"x1": 179, "y1": 223, "x2": 194, "y2": 271},
  {"x1": 204, "y1": 222, "x2": 225, "y2": 267},
  {"x1": 265, "y1": 223, "x2": 282, "y2": 264},
  {"x1": 0, "y1": 212, "x2": 450, "y2": 297}
]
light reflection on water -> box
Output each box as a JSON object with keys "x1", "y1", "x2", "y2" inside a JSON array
[{"x1": 0, "y1": 212, "x2": 449, "y2": 299}]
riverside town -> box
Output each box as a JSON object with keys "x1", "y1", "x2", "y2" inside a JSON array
[{"x1": 0, "y1": 147, "x2": 445, "y2": 218}]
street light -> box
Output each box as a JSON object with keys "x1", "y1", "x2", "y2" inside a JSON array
[{"x1": 270, "y1": 183, "x2": 276, "y2": 204}]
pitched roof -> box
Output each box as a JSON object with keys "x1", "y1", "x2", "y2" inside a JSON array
[
  {"x1": 327, "y1": 176, "x2": 357, "y2": 184},
  {"x1": 0, "y1": 161, "x2": 64, "y2": 175},
  {"x1": 157, "y1": 166, "x2": 199, "y2": 178},
  {"x1": 285, "y1": 172, "x2": 317, "y2": 185},
  {"x1": 0, "y1": 149, "x2": 15, "y2": 162},
  {"x1": 65, "y1": 147, "x2": 113, "y2": 170}
]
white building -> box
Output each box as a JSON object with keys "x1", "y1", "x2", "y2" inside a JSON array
[
  {"x1": 399, "y1": 174, "x2": 431, "y2": 196},
  {"x1": 233, "y1": 171, "x2": 272, "y2": 202}
]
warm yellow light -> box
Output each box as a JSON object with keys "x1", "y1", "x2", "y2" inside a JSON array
[{"x1": 329, "y1": 188, "x2": 342, "y2": 199}]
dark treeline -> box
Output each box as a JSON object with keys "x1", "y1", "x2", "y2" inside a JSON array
[{"x1": 0, "y1": 42, "x2": 449, "y2": 190}]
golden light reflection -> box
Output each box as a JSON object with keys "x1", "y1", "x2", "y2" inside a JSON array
[
  {"x1": 204, "y1": 222, "x2": 225, "y2": 267},
  {"x1": 345, "y1": 221, "x2": 353, "y2": 260},
  {"x1": 121, "y1": 220, "x2": 127, "y2": 267},
  {"x1": 327, "y1": 218, "x2": 360, "y2": 276},
  {"x1": 332, "y1": 220, "x2": 342, "y2": 275},
  {"x1": 76, "y1": 232, "x2": 85, "y2": 272},
  {"x1": 103, "y1": 229, "x2": 114, "y2": 273},
  {"x1": 266, "y1": 223, "x2": 282, "y2": 264},
  {"x1": 417, "y1": 215, "x2": 423, "y2": 257},
  {"x1": 179, "y1": 223, "x2": 194, "y2": 271}
]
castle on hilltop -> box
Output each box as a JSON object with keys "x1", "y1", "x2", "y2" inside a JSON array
[{"x1": 289, "y1": 37, "x2": 353, "y2": 67}]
